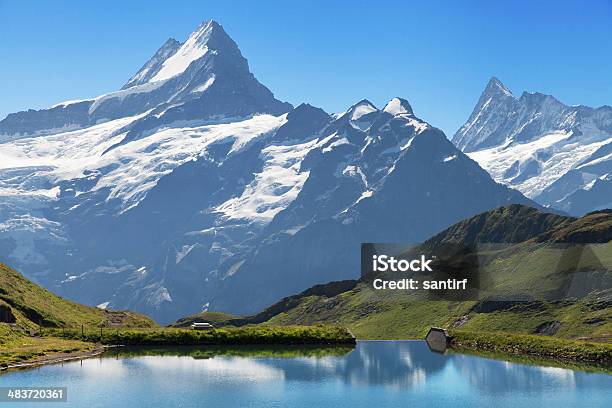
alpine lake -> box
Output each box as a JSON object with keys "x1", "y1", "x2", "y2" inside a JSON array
[{"x1": 1, "y1": 341, "x2": 610, "y2": 407}]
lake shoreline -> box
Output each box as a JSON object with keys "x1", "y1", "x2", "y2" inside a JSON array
[
  {"x1": 449, "y1": 330, "x2": 612, "y2": 369},
  {"x1": 4, "y1": 327, "x2": 611, "y2": 375},
  {"x1": 50, "y1": 325, "x2": 357, "y2": 346},
  {"x1": 0, "y1": 345, "x2": 109, "y2": 372},
  {"x1": 1, "y1": 325, "x2": 355, "y2": 372}
]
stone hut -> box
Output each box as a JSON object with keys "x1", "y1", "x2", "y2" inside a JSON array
[{"x1": 425, "y1": 327, "x2": 449, "y2": 353}]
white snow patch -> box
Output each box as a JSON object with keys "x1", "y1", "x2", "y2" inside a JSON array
[
  {"x1": 356, "y1": 190, "x2": 373, "y2": 203},
  {"x1": 404, "y1": 118, "x2": 429, "y2": 134},
  {"x1": 282, "y1": 224, "x2": 307, "y2": 235},
  {"x1": 342, "y1": 165, "x2": 368, "y2": 187},
  {"x1": 191, "y1": 75, "x2": 216, "y2": 93},
  {"x1": 215, "y1": 137, "x2": 317, "y2": 223},
  {"x1": 383, "y1": 98, "x2": 409, "y2": 116},
  {"x1": 350, "y1": 103, "x2": 377, "y2": 121},
  {"x1": 400, "y1": 136, "x2": 416, "y2": 151},
  {"x1": 51, "y1": 99, "x2": 90, "y2": 108},
  {"x1": 583, "y1": 178, "x2": 597, "y2": 191},
  {"x1": 322, "y1": 137, "x2": 349, "y2": 153},
  {"x1": 578, "y1": 151, "x2": 612, "y2": 169},
  {"x1": 176, "y1": 244, "x2": 196, "y2": 264}
]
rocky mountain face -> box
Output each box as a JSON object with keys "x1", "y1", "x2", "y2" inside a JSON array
[
  {"x1": 0, "y1": 22, "x2": 537, "y2": 323},
  {"x1": 209, "y1": 99, "x2": 536, "y2": 315},
  {"x1": 453, "y1": 77, "x2": 612, "y2": 215}
]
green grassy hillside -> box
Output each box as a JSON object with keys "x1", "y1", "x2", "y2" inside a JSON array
[
  {"x1": 0, "y1": 262, "x2": 157, "y2": 368},
  {"x1": 0, "y1": 262, "x2": 156, "y2": 330},
  {"x1": 0, "y1": 323, "x2": 96, "y2": 368},
  {"x1": 177, "y1": 206, "x2": 611, "y2": 343},
  {"x1": 423, "y1": 204, "x2": 572, "y2": 246}
]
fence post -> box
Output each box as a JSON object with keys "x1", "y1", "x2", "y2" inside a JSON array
[{"x1": 81, "y1": 324, "x2": 84, "y2": 337}]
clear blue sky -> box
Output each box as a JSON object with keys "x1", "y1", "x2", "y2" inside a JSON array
[{"x1": 1, "y1": 0, "x2": 611, "y2": 135}]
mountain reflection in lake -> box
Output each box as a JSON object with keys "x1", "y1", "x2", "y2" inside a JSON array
[{"x1": 2, "y1": 341, "x2": 610, "y2": 408}]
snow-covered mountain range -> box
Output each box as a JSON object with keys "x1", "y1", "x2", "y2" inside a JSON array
[
  {"x1": 1, "y1": 21, "x2": 536, "y2": 322},
  {"x1": 454, "y1": 77, "x2": 612, "y2": 215}
]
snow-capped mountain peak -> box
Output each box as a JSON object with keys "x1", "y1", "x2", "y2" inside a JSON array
[
  {"x1": 123, "y1": 20, "x2": 235, "y2": 88},
  {"x1": 147, "y1": 20, "x2": 230, "y2": 83},
  {"x1": 383, "y1": 97, "x2": 413, "y2": 116},
  {"x1": 0, "y1": 20, "x2": 290, "y2": 142},
  {"x1": 454, "y1": 77, "x2": 612, "y2": 215},
  {"x1": 189, "y1": 19, "x2": 226, "y2": 46},
  {"x1": 484, "y1": 76, "x2": 514, "y2": 98},
  {"x1": 344, "y1": 99, "x2": 378, "y2": 121}
]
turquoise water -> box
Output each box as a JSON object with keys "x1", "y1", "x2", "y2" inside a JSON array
[{"x1": 1, "y1": 341, "x2": 610, "y2": 407}]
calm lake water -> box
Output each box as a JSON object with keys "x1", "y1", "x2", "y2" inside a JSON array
[{"x1": 1, "y1": 341, "x2": 610, "y2": 407}]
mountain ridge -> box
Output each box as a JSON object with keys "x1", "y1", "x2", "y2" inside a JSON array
[{"x1": 453, "y1": 77, "x2": 612, "y2": 216}]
